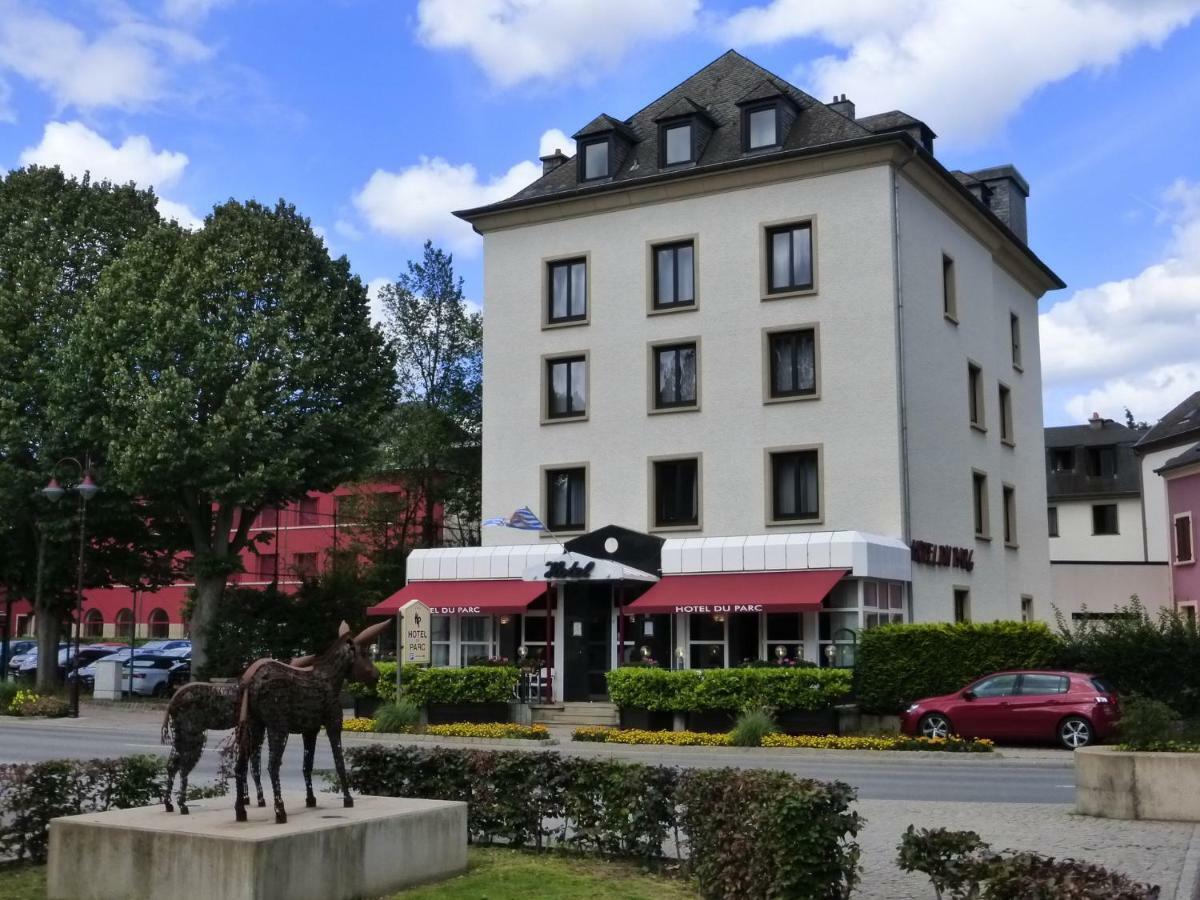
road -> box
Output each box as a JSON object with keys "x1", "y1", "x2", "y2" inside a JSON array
[{"x1": 0, "y1": 711, "x2": 1076, "y2": 805}]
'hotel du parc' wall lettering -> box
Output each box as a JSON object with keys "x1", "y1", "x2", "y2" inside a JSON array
[
  {"x1": 673, "y1": 604, "x2": 765, "y2": 614},
  {"x1": 910, "y1": 540, "x2": 974, "y2": 573}
]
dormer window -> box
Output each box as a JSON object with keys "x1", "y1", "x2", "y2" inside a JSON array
[
  {"x1": 747, "y1": 105, "x2": 778, "y2": 149},
  {"x1": 582, "y1": 139, "x2": 610, "y2": 181},
  {"x1": 663, "y1": 122, "x2": 693, "y2": 166}
]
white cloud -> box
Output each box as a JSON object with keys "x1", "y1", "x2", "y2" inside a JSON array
[
  {"x1": 19, "y1": 121, "x2": 202, "y2": 230},
  {"x1": 724, "y1": 0, "x2": 1200, "y2": 146},
  {"x1": 416, "y1": 0, "x2": 699, "y2": 88},
  {"x1": 538, "y1": 129, "x2": 572, "y2": 159},
  {"x1": 161, "y1": 0, "x2": 233, "y2": 20},
  {"x1": 0, "y1": 1, "x2": 210, "y2": 112},
  {"x1": 351, "y1": 128, "x2": 564, "y2": 254},
  {"x1": 334, "y1": 219, "x2": 362, "y2": 241},
  {"x1": 1042, "y1": 178, "x2": 1200, "y2": 423}
]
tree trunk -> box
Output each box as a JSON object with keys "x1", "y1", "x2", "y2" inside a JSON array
[
  {"x1": 35, "y1": 611, "x2": 61, "y2": 692},
  {"x1": 189, "y1": 573, "x2": 227, "y2": 679}
]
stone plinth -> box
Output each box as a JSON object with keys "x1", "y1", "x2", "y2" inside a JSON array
[
  {"x1": 48, "y1": 793, "x2": 467, "y2": 900},
  {"x1": 1077, "y1": 746, "x2": 1200, "y2": 821}
]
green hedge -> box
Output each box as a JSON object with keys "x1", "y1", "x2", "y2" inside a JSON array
[
  {"x1": 400, "y1": 665, "x2": 519, "y2": 706},
  {"x1": 605, "y1": 667, "x2": 852, "y2": 712},
  {"x1": 344, "y1": 744, "x2": 861, "y2": 896},
  {"x1": 853, "y1": 622, "x2": 1062, "y2": 714}
]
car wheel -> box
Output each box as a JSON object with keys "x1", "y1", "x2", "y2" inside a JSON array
[
  {"x1": 919, "y1": 713, "x2": 952, "y2": 740},
  {"x1": 151, "y1": 682, "x2": 167, "y2": 698},
  {"x1": 1059, "y1": 716, "x2": 1092, "y2": 750}
]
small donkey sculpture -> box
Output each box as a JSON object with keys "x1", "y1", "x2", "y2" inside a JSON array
[{"x1": 233, "y1": 619, "x2": 389, "y2": 824}]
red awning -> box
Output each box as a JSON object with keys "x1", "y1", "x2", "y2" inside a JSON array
[
  {"x1": 625, "y1": 570, "x2": 847, "y2": 614},
  {"x1": 367, "y1": 580, "x2": 547, "y2": 617}
]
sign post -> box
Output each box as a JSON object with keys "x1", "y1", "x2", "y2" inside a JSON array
[{"x1": 397, "y1": 598, "x2": 432, "y2": 702}]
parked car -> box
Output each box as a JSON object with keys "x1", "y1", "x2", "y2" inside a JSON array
[
  {"x1": 17, "y1": 644, "x2": 126, "y2": 681},
  {"x1": 899, "y1": 670, "x2": 1120, "y2": 749},
  {"x1": 76, "y1": 649, "x2": 142, "y2": 688},
  {"x1": 166, "y1": 659, "x2": 190, "y2": 694},
  {"x1": 8, "y1": 644, "x2": 67, "y2": 680},
  {"x1": 138, "y1": 640, "x2": 191, "y2": 654},
  {"x1": 1, "y1": 639, "x2": 36, "y2": 660},
  {"x1": 122, "y1": 655, "x2": 184, "y2": 697}
]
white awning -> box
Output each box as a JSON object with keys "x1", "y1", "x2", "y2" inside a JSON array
[
  {"x1": 659, "y1": 531, "x2": 910, "y2": 581},
  {"x1": 521, "y1": 551, "x2": 658, "y2": 583}
]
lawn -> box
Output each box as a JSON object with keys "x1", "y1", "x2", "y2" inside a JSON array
[{"x1": 0, "y1": 849, "x2": 697, "y2": 899}]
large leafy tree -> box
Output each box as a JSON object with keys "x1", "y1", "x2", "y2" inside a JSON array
[
  {"x1": 377, "y1": 241, "x2": 482, "y2": 549},
  {"x1": 0, "y1": 167, "x2": 179, "y2": 689},
  {"x1": 65, "y1": 199, "x2": 396, "y2": 676}
]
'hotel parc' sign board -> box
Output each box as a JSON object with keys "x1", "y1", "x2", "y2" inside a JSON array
[{"x1": 399, "y1": 598, "x2": 431, "y2": 665}]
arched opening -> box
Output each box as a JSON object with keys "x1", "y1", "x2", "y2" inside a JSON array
[
  {"x1": 114, "y1": 608, "x2": 134, "y2": 641},
  {"x1": 147, "y1": 608, "x2": 170, "y2": 639},
  {"x1": 83, "y1": 609, "x2": 104, "y2": 639}
]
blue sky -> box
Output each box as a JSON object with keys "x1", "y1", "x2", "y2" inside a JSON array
[{"x1": 2, "y1": 0, "x2": 1199, "y2": 426}]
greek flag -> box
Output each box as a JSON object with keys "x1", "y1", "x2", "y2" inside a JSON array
[{"x1": 482, "y1": 506, "x2": 547, "y2": 532}]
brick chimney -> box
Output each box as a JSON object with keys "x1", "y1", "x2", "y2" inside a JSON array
[
  {"x1": 829, "y1": 94, "x2": 855, "y2": 119},
  {"x1": 540, "y1": 149, "x2": 569, "y2": 176}
]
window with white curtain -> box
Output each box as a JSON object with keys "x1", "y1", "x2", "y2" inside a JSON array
[{"x1": 770, "y1": 449, "x2": 820, "y2": 521}]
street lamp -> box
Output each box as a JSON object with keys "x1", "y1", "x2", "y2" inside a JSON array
[{"x1": 42, "y1": 456, "x2": 98, "y2": 718}]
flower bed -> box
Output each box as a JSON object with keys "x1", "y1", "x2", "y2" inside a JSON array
[
  {"x1": 340, "y1": 719, "x2": 550, "y2": 740},
  {"x1": 574, "y1": 726, "x2": 993, "y2": 752},
  {"x1": 6, "y1": 690, "x2": 68, "y2": 718}
]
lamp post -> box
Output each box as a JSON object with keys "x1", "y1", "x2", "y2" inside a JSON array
[{"x1": 42, "y1": 456, "x2": 99, "y2": 718}]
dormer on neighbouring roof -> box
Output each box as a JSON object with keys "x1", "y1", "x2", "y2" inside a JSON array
[
  {"x1": 857, "y1": 110, "x2": 936, "y2": 155},
  {"x1": 734, "y1": 79, "x2": 799, "y2": 152},
  {"x1": 653, "y1": 97, "x2": 717, "y2": 168},
  {"x1": 572, "y1": 114, "x2": 639, "y2": 182}
]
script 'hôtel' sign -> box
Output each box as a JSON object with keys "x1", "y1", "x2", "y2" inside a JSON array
[{"x1": 910, "y1": 540, "x2": 974, "y2": 572}]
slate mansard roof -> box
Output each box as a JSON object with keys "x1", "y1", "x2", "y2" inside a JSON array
[
  {"x1": 453, "y1": 50, "x2": 1063, "y2": 290},
  {"x1": 1137, "y1": 391, "x2": 1200, "y2": 452}
]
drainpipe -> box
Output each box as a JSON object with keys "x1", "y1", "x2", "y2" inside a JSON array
[{"x1": 891, "y1": 147, "x2": 918, "y2": 619}]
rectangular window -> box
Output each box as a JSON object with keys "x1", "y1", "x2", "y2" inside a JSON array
[
  {"x1": 653, "y1": 342, "x2": 698, "y2": 409},
  {"x1": 663, "y1": 123, "x2": 692, "y2": 165},
  {"x1": 770, "y1": 449, "x2": 820, "y2": 522},
  {"x1": 1051, "y1": 448, "x2": 1074, "y2": 472},
  {"x1": 1019, "y1": 673, "x2": 1068, "y2": 695},
  {"x1": 294, "y1": 553, "x2": 318, "y2": 578},
  {"x1": 1092, "y1": 503, "x2": 1119, "y2": 535},
  {"x1": 545, "y1": 355, "x2": 587, "y2": 419},
  {"x1": 653, "y1": 457, "x2": 699, "y2": 528},
  {"x1": 259, "y1": 507, "x2": 278, "y2": 528},
  {"x1": 1086, "y1": 446, "x2": 1117, "y2": 478},
  {"x1": 257, "y1": 554, "x2": 277, "y2": 580},
  {"x1": 653, "y1": 241, "x2": 695, "y2": 309},
  {"x1": 582, "y1": 139, "x2": 609, "y2": 180},
  {"x1": 973, "y1": 471, "x2": 989, "y2": 539},
  {"x1": 1048, "y1": 506, "x2": 1058, "y2": 537},
  {"x1": 1021, "y1": 596, "x2": 1034, "y2": 623},
  {"x1": 766, "y1": 613, "x2": 803, "y2": 660},
  {"x1": 1003, "y1": 484, "x2": 1017, "y2": 546},
  {"x1": 766, "y1": 223, "x2": 813, "y2": 293},
  {"x1": 968, "y1": 363, "x2": 984, "y2": 429},
  {"x1": 459, "y1": 616, "x2": 493, "y2": 667},
  {"x1": 747, "y1": 106, "x2": 778, "y2": 149},
  {"x1": 545, "y1": 467, "x2": 586, "y2": 532},
  {"x1": 547, "y1": 258, "x2": 587, "y2": 323},
  {"x1": 688, "y1": 613, "x2": 726, "y2": 669},
  {"x1": 430, "y1": 615, "x2": 450, "y2": 667},
  {"x1": 999, "y1": 384, "x2": 1014, "y2": 444},
  {"x1": 767, "y1": 328, "x2": 817, "y2": 398},
  {"x1": 943, "y1": 255, "x2": 957, "y2": 320},
  {"x1": 1010, "y1": 313, "x2": 1022, "y2": 368},
  {"x1": 954, "y1": 588, "x2": 971, "y2": 623},
  {"x1": 1175, "y1": 513, "x2": 1194, "y2": 564},
  {"x1": 298, "y1": 496, "x2": 319, "y2": 525}
]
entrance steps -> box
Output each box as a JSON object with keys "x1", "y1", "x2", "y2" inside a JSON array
[{"x1": 530, "y1": 702, "x2": 619, "y2": 728}]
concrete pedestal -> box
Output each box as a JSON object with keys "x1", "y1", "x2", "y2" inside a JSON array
[{"x1": 47, "y1": 793, "x2": 468, "y2": 900}]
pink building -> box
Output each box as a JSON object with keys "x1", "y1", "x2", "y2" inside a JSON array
[
  {"x1": 4, "y1": 480, "x2": 436, "y2": 640},
  {"x1": 1158, "y1": 443, "x2": 1199, "y2": 621}
]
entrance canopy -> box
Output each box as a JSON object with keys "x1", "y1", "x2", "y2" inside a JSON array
[
  {"x1": 625, "y1": 569, "x2": 847, "y2": 614},
  {"x1": 522, "y1": 551, "x2": 658, "y2": 583},
  {"x1": 367, "y1": 580, "x2": 547, "y2": 617}
]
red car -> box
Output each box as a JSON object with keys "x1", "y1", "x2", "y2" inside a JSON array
[{"x1": 899, "y1": 670, "x2": 1120, "y2": 749}]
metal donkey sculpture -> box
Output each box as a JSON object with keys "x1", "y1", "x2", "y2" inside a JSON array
[{"x1": 233, "y1": 619, "x2": 389, "y2": 824}]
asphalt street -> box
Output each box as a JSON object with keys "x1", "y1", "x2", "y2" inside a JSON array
[{"x1": 0, "y1": 712, "x2": 1076, "y2": 805}]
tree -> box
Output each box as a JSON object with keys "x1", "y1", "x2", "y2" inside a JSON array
[
  {"x1": 65, "y1": 199, "x2": 396, "y2": 677},
  {"x1": 0, "y1": 167, "x2": 180, "y2": 690},
  {"x1": 1124, "y1": 408, "x2": 1150, "y2": 431},
  {"x1": 377, "y1": 241, "x2": 482, "y2": 549}
]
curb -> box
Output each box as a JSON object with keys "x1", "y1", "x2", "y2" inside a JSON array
[
  {"x1": 342, "y1": 732, "x2": 558, "y2": 749},
  {"x1": 1178, "y1": 823, "x2": 1200, "y2": 900}
]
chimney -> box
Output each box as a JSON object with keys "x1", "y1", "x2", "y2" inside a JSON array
[
  {"x1": 829, "y1": 93, "x2": 855, "y2": 119},
  {"x1": 967, "y1": 165, "x2": 1030, "y2": 243},
  {"x1": 540, "y1": 149, "x2": 569, "y2": 176},
  {"x1": 1089, "y1": 412, "x2": 1104, "y2": 430}
]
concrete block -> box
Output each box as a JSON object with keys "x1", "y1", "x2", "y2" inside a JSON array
[
  {"x1": 1076, "y1": 746, "x2": 1200, "y2": 821},
  {"x1": 48, "y1": 793, "x2": 467, "y2": 900}
]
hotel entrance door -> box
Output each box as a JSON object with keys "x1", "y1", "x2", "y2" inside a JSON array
[{"x1": 563, "y1": 585, "x2": 612, "y2": 701}]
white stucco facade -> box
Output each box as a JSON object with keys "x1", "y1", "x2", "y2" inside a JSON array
[
  {"x1": 476, "y1": 151, "x2": 1057, "y2": 623},
  {"x1": 1049, "y1": 497, "x2": 1146, "y2": 562},
  {"x1": 1140, "y1": 448, "x2": 1177, "y2": 563}
]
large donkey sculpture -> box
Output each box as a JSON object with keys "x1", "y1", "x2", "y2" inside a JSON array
[{"x1": 233, "y1": 619, "x2": 389, "y2": 824}]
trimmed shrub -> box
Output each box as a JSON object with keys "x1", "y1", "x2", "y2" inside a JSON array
[
  {"x1": 374, "y1": 699, "x2": 421, "y2": 733},
  {"x1": 898, "y1": 826, "x2": 1160, "y2": 899},
  {"x1": 401, "y1": 666, "x2": 519, "y2": 706},
  {"x1": 677, "y1": 768, "x2": 861, "y2": 899},
  {"x1": 606, "y1": 667, "x2": 851, "y2": 713},
  {"x1": 853, "y1": 621, "x2": 1062, "y2": 713},
  {"x1": 0, "y1": 756, "x2": 164, "y2": 862},
  {"x1": 729, "y1": 708, "x2": 777, "y2": 747},
  {"x1": 343, "y1": 744, "x2": 861, "y2": 894}
]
